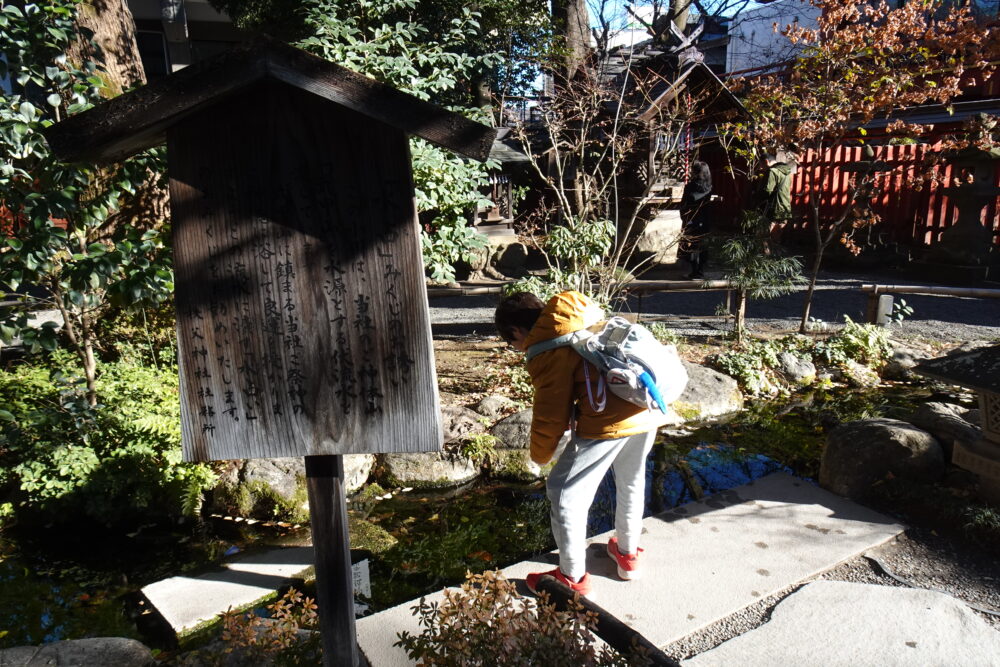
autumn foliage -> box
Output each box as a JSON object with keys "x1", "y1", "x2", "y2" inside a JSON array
[{"x1": 725, "y1": 0, "x2": 1000, "y2": 331}]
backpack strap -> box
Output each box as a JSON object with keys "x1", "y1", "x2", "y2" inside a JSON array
[{"x1": 524, "y1": 330, "x2": 593, "y2": 362}]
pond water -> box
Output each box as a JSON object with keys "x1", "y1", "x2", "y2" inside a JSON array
[{"x1": 0, "y1": 384, "x2": 933, "y2": 649}]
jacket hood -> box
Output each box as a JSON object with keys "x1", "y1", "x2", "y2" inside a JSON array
[
  {"x1": 772, "y1": 162, "x2": 793, "y2": 175},
  {"x1": 524, "y1": 291, "x2": 604, "y2": 347}
]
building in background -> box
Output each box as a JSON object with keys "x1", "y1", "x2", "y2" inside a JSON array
[
  {"x1": 127, "y1": 0, "x2": 242, "y2": 78},
  {"x1": 725, "y1": 0, "x2": 820, "y2": 74}
]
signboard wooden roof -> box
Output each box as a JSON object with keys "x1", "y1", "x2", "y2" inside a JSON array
[
  {"x1": 44, "y1": 36, "x2": 495, "y2": 165},
  {"x1": 44, "y1": 40, "x2": 497, "y2": 463}
]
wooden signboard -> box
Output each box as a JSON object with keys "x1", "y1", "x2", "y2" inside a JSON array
[
  {"x1": 43, "y1": 38, "x2": 497, "y2": 667},
  {"x1": 169, "y1": 83, "x2": 439, "y2": 462}
]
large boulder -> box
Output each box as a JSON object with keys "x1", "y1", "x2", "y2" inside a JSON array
[
  {"x1": 211, "y1": 455, "x2": 375, "y2": 521},
  {"x1": 672, "y1": 362, "x2": 744, "y2": 422},
  {"x1": 820, "y1": 418, "x2": 945, "y2": 499},
  {"x1": 906, "y1": 402, "x2": 982, "y2": 460},
  {"x1": 633, "y1": 209, "x2": 683, "y2": 266},
  {"x1": 882, "y1": 344, "x2": 929, "y2": 380},
  {"x1": 490, "y1": 410, "x2": 532, "y2": 449},
  {"x1": 475, "y1": 394, "x2": 517, "y2": 419},
  {"x1": 441, "y1": 405, "x2": 487, "y2": 443},
  {"x1": 0, "y1": 638, "x2": 155, "y2": 666},
  {"x1": 489, "y1": 410, "x2": 545, "y2": 481},
  {"x1": 356, "y1": 406, "x2": 485, "y2": 491},
  {"x1": 841, "y1": 359, "x2": 881, "y2": 388},
  {"x1": 777, "y1": 352, "x2": 816, "y2": 385},
  {"x1": 377, "y1": 451, "x2": 479, "y2": 489}
]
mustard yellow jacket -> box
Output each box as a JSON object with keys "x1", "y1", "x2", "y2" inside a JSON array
[{"x1": 523, "y1": 291, "x2": 671, "y2": 464}]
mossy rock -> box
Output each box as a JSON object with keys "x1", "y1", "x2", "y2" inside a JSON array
[
  {"x1": 376, "y1": 451, "x2": 480, "y2": 490},
  {"x1": 491, "y1": 448, "x2": 549, "y2": 482},
  {"x1": 348, "y1": 515, "x2": 398, "y2": 554}
]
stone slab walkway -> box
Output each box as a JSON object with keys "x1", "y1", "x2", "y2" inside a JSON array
[
  {"x1": 141, "y1": 546, "x2": 314, "y2": 637},
  {"x1": 356, "y1": 472, "x2": 905, "y2": 665},
  {"x1": 684, "y1": 580, "x2": 1000, "y2": 666}
]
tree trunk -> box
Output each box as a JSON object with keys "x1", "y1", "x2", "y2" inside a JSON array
[
  {"x1": 672, "y1": 0, "x2": 692, "y2": 32},
  {"x1": 68, "y1": 0, "x2": 147, "y2": 95},
  {"x1": 734, "y1": 288, "x2": 747, "y2": 344},
  {"x1": 551, "y1": 0, "x2": 590, "y2": 83},
  {"x1": 799, "y1": 162, "x2": 824, "y2": 333},
  {"x1": 799, "y1": 249, "x2": 824, "y2": 333}
]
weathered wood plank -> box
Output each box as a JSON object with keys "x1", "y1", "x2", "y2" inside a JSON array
[
  {"x1": 43, "y1": 37, "x2": 496, "y2": 165},
  {"x1": 169, "y1": 82, "x2": 441, "y2": 461}
]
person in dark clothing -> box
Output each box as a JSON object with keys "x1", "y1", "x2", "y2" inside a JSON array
[{"x1": 679, "y1": 161, "x2": 713, "y2": 280}]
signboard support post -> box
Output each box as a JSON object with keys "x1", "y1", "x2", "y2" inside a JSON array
[{"x1": 305, "y1": 455, "x2": 360, "y2": 667}]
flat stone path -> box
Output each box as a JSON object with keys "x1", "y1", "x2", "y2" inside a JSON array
[
  {"x1": 141, "y1": 546, "x2": 314, "y2": 638},
  {"x1": 357, "y1": 472, "x2": 905, "y2": 665},
  {"x1": 684, "y1": 580, "x2": 1000, "y2": 666}
]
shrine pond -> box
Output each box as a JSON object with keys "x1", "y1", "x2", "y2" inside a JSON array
[{"x1": 0, "y1": 384, "x2": 933, "y2": 650}]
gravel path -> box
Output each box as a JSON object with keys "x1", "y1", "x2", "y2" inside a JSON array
[{"x1": 430, "y1": 268, "x2": 1000, "y2": 339}]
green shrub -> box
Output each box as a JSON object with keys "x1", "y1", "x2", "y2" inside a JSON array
[
  {"x1": 459, "y1": 433, "x2": 498, "y2": 466},
  {"x1": 396, "y1": 570, "x2": 646, "y2": 666},
  {"x1": 812, "y1": 317, "x2": 891, "y2": 368},
  {"x1": 713, "y1": 339, "x2": 784, "y2": 397},
  {"x1": 485, "y1": 349, "x2": 533, "y2": 405},
  {"x1": 713, "y1": 319, "x2": 892, "y2": 396},
  {"x1": 645, "y1": 322, "x2": 683, "y2": 347},
  {"x1": 0, "y1": 351, "x2": 214, "y2": 526}
]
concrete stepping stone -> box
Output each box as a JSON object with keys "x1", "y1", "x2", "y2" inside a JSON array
[
  {"x1": 357, "y1": 472, "x2": 905, "y2": 665},
  {"x1": 141, "y1": 546, "x2": 314, "y2": 638},
  {"x1": 683, "y1": 580, "x2": 1000, "y2": 666}
]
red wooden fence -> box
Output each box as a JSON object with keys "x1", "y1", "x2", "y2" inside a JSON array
[
  {"x1": 789, "y1": 143, "x2": 1000, "y2": 248},
  {"x1": 706, "y1": 142, "x2": 1000, "y2": 250}
]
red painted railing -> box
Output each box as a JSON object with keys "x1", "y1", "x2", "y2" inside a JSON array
[{"x1": 786, "y1": 143, "x2": 1000, "y2": 248}]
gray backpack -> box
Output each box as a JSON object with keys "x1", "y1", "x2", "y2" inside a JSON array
[{"x1": 525, "y1": 317, "x2": 688, "y2": 413}]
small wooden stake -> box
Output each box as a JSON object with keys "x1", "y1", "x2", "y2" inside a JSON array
[{"x1": 306, "y1": 455, "x2": 359, "y2": 667}]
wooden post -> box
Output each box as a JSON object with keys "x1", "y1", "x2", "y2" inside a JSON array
[
  {"x1": 874, "y1": 294, "x2": 894, "y2": 327},
  {"x1": 865, "y1": 285, "x2": 881, "y2": 324},
  {"x1": 306, "y1": 455, "x2": 359, "y2": 667}
]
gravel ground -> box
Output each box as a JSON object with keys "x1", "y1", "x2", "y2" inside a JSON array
[
  {"x1": 429, "y1": 268, "x2": 1000, "y2": 343},
  {"x1": 429, "y1": 268, "x2": 1000, "y2": 658}
]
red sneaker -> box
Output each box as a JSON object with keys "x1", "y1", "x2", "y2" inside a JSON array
[
  {"x1": 525, "y1": 568, "x2": 593, "y2": 597},
  {"x1": 607, "y1": 537, "x2": 643, "y2": 580}
]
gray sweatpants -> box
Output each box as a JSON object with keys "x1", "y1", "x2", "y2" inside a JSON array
[{"x1": 546, "y1": 429, "x2": 657, "y2": 580}]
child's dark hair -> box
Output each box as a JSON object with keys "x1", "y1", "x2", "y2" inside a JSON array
[{"x1": 495, "y1": 292, "x2": 545, "y2": 343}]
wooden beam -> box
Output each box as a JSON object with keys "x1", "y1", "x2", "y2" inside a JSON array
[
  {"x1": 860, "y1": 284, "x2": 1000, "y2": 299},
  {"x1": 43, "y1": 37, "x2": 496, "y2": 164}
]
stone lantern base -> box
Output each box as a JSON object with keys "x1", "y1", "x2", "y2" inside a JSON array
[{"x1": 952, "y1": 437, "x2": 1000, "y2": 504}]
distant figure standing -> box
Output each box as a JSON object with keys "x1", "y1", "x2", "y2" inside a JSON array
[
  {"x1": 758, "y1": 152, "x2": 795, "y2": 221},
  {"x1": 679, "y1": 161, "x2": 713, "y2": 280}
]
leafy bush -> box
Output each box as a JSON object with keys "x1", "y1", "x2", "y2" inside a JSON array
[
  {"x1": 459, "y1": 433, "x2": 498, "y2": 466},
  {"x1": 714, "y1": 339, "x2": 784, "y2": 397},
  {"x1": 396, "y1": 570, "x2": 644, "y2": 666},
  {"x1": 485, "y1": 349, "x2": 533, "y2": 405},
  {"x1": 713, "y1": 319, "x2": 893, "y2": 396},
  {"x1": 0, "y1": 351, "x2": 214, "y2": 526},
  {"x1": 644, "y1": 322, "x2": 683, "y2": 347},
  {"x1": 812, "y1": 317, "x2": 891, "y2": 368},
  {"x1": 176, "y1": 588, "x2": 321, "y2": 666}
]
